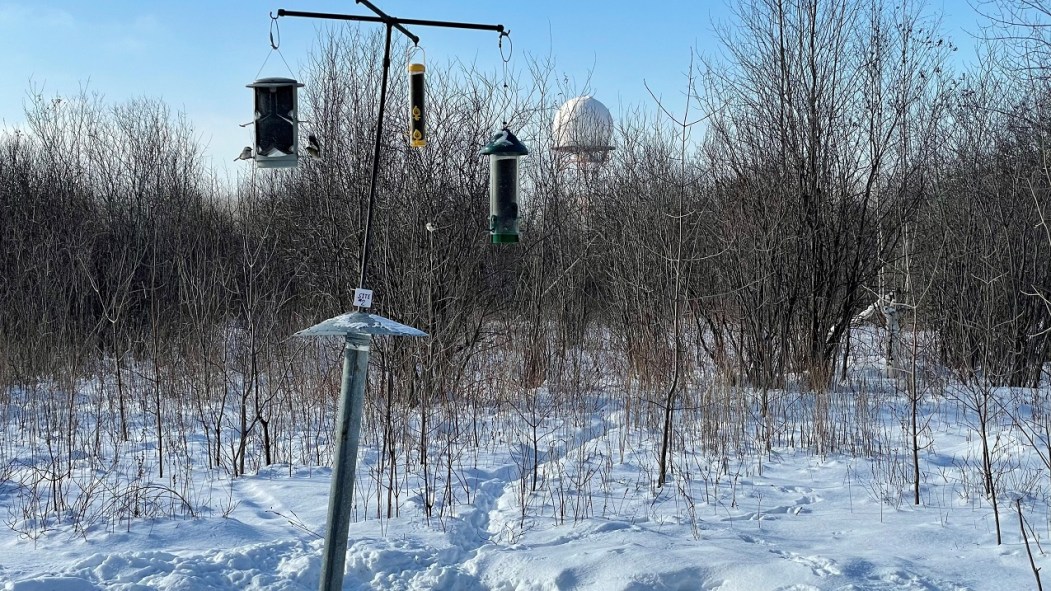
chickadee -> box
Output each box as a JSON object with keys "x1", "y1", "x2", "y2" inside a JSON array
[
  {"x1": 306, "y1": 134, "x2": 321, "y2": 158},
  {"x1": 235, "y1": 146, "x2": 253, "y2": 161},
  {"x1": 425, "y1": 222, "x2": 438, "y2": 233}
]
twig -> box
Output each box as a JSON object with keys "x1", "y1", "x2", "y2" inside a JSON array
[{"x1": 1017, "y1": 498, "x2": 1043, "y2": 591}]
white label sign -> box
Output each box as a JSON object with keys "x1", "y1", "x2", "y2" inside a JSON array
[{"x1": 353, "y1": 288, "x2": 373, "y2": 309}]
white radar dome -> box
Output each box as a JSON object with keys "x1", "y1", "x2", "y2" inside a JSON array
[{"x1": 552, "y1": 95, "x2": 615, "y2": 159}]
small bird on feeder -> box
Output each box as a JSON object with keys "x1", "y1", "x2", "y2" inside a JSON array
[
  {"x1": 235, "y1": 146, "x2": 253, "y2": 161},
  {"x1": 306, "y1": 134, "x2": 322, "y2": 158}
]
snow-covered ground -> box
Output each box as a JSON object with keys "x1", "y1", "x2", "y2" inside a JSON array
[{"x1": 1, "y1": 330, "x2": 1047, "y2": 590}]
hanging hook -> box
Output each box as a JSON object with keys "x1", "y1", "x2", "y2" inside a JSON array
[
  {"x1": 269, "y1": 12, "x2": 281, "y2": 50},
  {"x1": 497, "y1": 30, "x2": 513, "y2": 124},
  {"x1": 256, "y1": 13, "x2": 295, "y2": 80},
  {"x1": 498, "y1": 31, "x2": 513, "y2": 91},
  {"x1": 498, "y1": 30, "x2": 512, "y2": 64},
  {"x1": 407, "y1": 43, "x2": 426, "y2": 66}
]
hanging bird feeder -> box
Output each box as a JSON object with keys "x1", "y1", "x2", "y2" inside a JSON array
[
  {"x1": 408, "y1": 51, "x2": 426, "y2": 148},
  {"x1": 481, "y1": 127, "x2": 529, "y2": 244},
  {"x1": 247, "y1": 77, "x2": 305, "y2": 168}
]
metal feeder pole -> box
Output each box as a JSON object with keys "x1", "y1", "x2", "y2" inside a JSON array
[
  {"x1": 295, "y1": 312, "x2": 425, "y2": 591},
  {"x1": 277, "y1": 5, "x2": 506, "y2": 591},
  {"x1": 319, "y1": 333, "x2": 370, "y2": 589}
]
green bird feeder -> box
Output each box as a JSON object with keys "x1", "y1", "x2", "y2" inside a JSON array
[{"x1": 481, "y1": 127, "x2": 529, "y2": 244}]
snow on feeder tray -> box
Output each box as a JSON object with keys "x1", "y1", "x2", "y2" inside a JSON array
[
  {"x1": 247, "y1": 77, "x2": 305, "y2": 168},
  {"x1": 480, "y1": 127, "x2": 529, "y2": 244}
]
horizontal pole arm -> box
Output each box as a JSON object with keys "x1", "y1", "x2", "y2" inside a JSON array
[
  {"x1": 278, "y1": 9, "x2": 417, "y2": 43},
  {"x1": 395, "y1": 17, "x2": 504, "y2": 33},
  {"x1": 276, "y1": 9, "x2": 504, "y2": 41}
]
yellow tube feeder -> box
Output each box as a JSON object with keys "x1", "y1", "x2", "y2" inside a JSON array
[{"x1": 408, "y1": 62, "x2": 426, "y2": 148}]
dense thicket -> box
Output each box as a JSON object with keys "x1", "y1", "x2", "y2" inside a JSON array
[{"x1": 0, "y1": 1, "x2": 1049, "y2": 494}]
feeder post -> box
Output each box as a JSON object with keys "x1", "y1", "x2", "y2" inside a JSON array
[
  {"x1": 294, "y1": 312, "x2": 426, "y2": 591},
  {"x1": 273, "y1": 8, "x2": 507, "y2": 591},
  {"x1": 317, "y1": 332, "x2": 370, "y2": 591}
]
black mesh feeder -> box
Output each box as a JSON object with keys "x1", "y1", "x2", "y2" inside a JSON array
[
  {"x1": 480, "y1": 127, "x2": 529, "y2": 244},
  {"x1": 408, "y1": 61, "x2": 426, "y2": 148},
  {"x1": 248, "y1": 77, "x2": 305, "y2": 169}
]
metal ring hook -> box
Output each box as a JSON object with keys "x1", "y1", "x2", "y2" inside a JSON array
[
  {"x1": 498, "y1": 30, "x2": 512, "y2": 64},
  {"x1": 498, "y1": 30, "x2": 513, "y2": 98},
  {"x1": 269, "y1": 12, "x2": 281, "y2": 50}
]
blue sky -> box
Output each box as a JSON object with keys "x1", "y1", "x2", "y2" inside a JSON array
[{"x1": 0, "y1": 1, "x2": 982, "y2": 180}]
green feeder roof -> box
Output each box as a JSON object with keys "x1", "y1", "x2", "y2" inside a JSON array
[
  {"x1": 480, "y1": 127, "x2": 529, "y2": 156},
  {"x1": 247, "y1": 77, "x2": 305, "y2": 88}
]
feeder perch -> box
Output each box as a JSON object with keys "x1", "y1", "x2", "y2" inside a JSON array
[
  {"x1": 481, "y1": 127, "x2": 529, "y2": 244},
  {"x1": 247, "y1": 77, "x2": 305, "y2": 168}
]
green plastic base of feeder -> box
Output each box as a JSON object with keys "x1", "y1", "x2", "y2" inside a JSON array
[{"x1": 491, "y1": 233, "x2": 519, "y2": 244}]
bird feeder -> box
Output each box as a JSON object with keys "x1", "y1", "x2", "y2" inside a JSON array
[
  {"x1": 480, "y1": 127, "x2": 529, "y2": 244},
  {"x1": 247, "y1": 77, "x2": 305, "y2": 168},
  {"x1": 408, "y1": 62, "x2": 426, "y2": 148}
]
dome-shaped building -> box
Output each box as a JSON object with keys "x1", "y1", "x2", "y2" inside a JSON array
[{"x1": 551, "y1": 95, "x2": 615, "y2": 163}]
